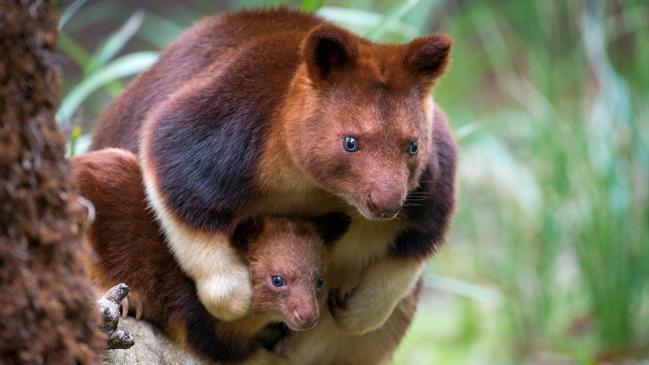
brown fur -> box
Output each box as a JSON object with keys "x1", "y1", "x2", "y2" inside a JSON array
[
  {"x1": 91, "y1": 8, "x2": 456, "y2": 364},
  {"x1": 70, "y1": 149, "x2": 349, "y2": 363}
]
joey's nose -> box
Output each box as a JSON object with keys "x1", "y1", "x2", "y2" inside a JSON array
[
  {"x1": 292, "y1": 308, "x2": 318, "y2": 330},
  {"x1": 367, "y1": 187, "x2": 405, "y2": 218}
]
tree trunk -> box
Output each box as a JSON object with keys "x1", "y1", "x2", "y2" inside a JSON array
[{"x1": 0, "y1": 1, "x2": 104, "y2": 364}]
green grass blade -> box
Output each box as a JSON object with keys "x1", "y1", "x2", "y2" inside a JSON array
[
  {"x1": 366, "y1": 0, "x2": 424, "y2": 41},
  {"x1": 63, "y1": 0, "x2": 127, "y2": 33},
  {"x1": 57, "y1": 51, "x2": 158, "y2": 123},
  {"x1": 67, "y1": 133, "x2": 92, "y2": 158},
  {"x1": 88, "y1": 10, "x2": 146, "y2": 73},
  {"x1": 58, "y1": 33, "x2": 91, "y2": 67},
  {"x1": 317, "y1": 6, "x2": 418, "y2": 39},
  {"x1": 58, "y1": 0, "x2": 89, "y2": 30},
  {"x1": 318, "y1": 6, "x2": 382, "y2": 30},
  {"x1": 138, "y1": 11, "x2": 185, "y2": 48}
]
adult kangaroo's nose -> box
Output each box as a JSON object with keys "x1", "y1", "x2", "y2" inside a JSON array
[{"x1": 367, "y1": 184, "x2": 405, "y2": 219}]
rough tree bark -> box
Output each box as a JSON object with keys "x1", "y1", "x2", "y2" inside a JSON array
[{"x1": 0, "y1": 1, "x2": 104, "y2": 363}]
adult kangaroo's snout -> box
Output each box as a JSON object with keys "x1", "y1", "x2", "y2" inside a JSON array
[{"x1": 366, "y1": 181, "x2": 406, "y2": 219}]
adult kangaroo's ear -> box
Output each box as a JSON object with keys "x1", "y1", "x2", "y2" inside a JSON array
[
  {"x1": 312, "y1": 212, "x2": 352, "y2": 247},
  {"x1": 302, "y1": 24, "x2": 359, "y2": 82},
  {"x1": 404, "y1": 34, "x2": 452, "y2": 91}
]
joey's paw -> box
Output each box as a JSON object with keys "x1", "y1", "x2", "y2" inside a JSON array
[
  {"x1": 119, "y1": 294, "x2": 144, "y2": 320},
  {"x1": 328, "y1": 285, "x2": 393, "y2": 336},
  {"x1": 197, "y1": 272, "x2": 252, "y2": 321}
]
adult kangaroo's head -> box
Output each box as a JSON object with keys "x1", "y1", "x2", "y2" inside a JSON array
[{"x1": 283, "y1": 24, "x2": 452, "y2": 220}]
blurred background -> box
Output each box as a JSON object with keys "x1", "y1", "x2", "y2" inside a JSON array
[{"x1": 54, "y1": 0, "x2": 649, "y2": 364}]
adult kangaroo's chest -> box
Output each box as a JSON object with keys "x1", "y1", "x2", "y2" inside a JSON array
[{"x1": 327, "y1": 217, "x2": 404, "y2": 286}]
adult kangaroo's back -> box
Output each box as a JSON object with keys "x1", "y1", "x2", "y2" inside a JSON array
[{"x1": 91, "y1": 9, "x2": 322, "y2": 152}]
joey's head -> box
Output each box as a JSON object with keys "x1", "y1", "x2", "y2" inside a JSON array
[
  {"x1": 283, "y1": 24, "x2": 451, "y2": 220},
  {"x1": 231, "y1": 212, "x2": 350, "y2": 331}
]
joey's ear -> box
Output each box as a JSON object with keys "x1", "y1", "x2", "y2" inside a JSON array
[
  {"x1": 230, "y1": 218, "x2": 264, "y2": 253},
  {"x1": 302, "y1": 24, "x2": 358, "y2": 82},
  {"x1": 312, "y1": 212, "x2": 351, "y2": 247},
  {"x1": 404, "y1": 34, "x2": 452, "y2": 90}
]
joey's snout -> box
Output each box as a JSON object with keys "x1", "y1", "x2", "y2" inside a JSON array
[
  {"x1": 284, "y1": 297, "x2": 319, "y2": 331},
  {"x1": 291, "y1": 308, "x2": 318, "y2": 330}
]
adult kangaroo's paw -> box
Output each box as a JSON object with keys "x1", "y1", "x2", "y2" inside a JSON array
[
  {"x1": 196, "y1": 265, "x2": 252, "y2": 321},
  {"x1": 328, "y1": 281, "x2": 393, "y2": 336},
  {"x1": 98, "y1": 283, "x2": 135, "y2": 350},
  {"x1": 329, "y1": 259, "x2": 424, "y2": 335}
]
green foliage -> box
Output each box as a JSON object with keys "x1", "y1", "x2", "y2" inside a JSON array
[
  {"x1": 57, "y1": 52, "x2": 158, "y2": 124},
  {"x1": 301, "y1": 0, "x2": 325, "y2": 12},
  {"x1": 420, "y1": 0, "x2": 649, "y2": 363},
  {"x1": 87, "y1": 11, "x2": 146, "y2": 73},
  {"x1": 57, "y1": 1, "x2": 170, "y2": 155},
  {"x1": 58, "y1": 0, "x2": 649, "y2": 363}
]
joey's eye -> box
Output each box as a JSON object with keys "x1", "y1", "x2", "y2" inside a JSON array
[
  {"x1": 316, "y1": 277, "x2": 325, "y2": 289},
  {"x1": 343, "y1": 137, "x2": 359, "y2": 152},
  {"x1": 407, "y1": 141, "x2": 418, "y2": 156},
  {"x1": 271, "y1": 275, "x2": 285, "y2": 287}
]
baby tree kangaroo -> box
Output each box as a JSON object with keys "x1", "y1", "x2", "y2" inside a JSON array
[{"x1": 71, "y1": 149, "x2": 351, "y2": 363}]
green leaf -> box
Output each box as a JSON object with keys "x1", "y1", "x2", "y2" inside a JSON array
[
  {"x1": 87, "y1": 10, "x2": 146, "y2": 73},
  {"x1": 67, "y1": 133, "x2": 92, "y2": 158},
  {"x1": 301, "y1": 0, "x2": 325, "y2": 12},
  {"x1": 58, "y1": 0, "x2": 89, "y2": 30},
  {"x1": 138, "y1": 11, "x2": 185, "y2": 48},
  {"x1": 68, "y1": 126, "x2": 82, "y2": 157},
  {"x1": 58, "y1": 33, "x2": 91, "y2": 67},
  {"x1": 63, "y1": 0, "x2": 127, "y2": 33},
  {"x1": 317, "y1": 6, "x2": 418, "y2": 39},
  {"x1": 57, "y1": 52, "x2": 159, "y2": 123},
  {"x1": 366, "y1": 0, "x2": 425, "y2": 41}
]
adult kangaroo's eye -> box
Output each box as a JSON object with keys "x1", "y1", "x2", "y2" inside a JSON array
[
  {"x1": 271, "y1": 275, "x2": 285, "y2": 287},
  {"x1": 316, "y1": 277, "x2": 325, "y2": 289},
  {"x1": 407, "y1": 141, "x2": 418, "y2": 156},
  {"x1": 343, "y1": 136, "x2": 359, "y2": 152}
]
